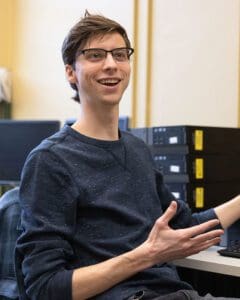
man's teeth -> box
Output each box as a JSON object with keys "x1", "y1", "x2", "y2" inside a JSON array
[{"x1": 99, "y1": 79, "x2": 119, "y2": 85}]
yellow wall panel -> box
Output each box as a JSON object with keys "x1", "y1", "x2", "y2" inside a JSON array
[{"x1": 0, "y1": 0, "x2": 13, "y2": 68}]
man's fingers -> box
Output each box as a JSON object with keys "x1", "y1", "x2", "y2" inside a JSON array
[
  {"x1": 185, "y1": 219, "x2": 221, "y2": 238},
  {"x1": 191, "y1": 228, "x2": 224, "y2": 243},
  {"x1": 186, "y1": 237, "x2": 222, "y2": 257}
]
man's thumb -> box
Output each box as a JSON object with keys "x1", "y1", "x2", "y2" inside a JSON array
[{"x1": 161, "y1": 201, "x2": 178, "y2": 224}]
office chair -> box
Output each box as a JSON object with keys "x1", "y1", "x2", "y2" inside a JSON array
[{"x1": 0, "y1": 187, "x2": 21, "y2": 299}]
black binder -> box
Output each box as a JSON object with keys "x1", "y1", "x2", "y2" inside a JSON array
[
  {"x1": 131, "y1": 125, "x2": 240, "y2": 154},
  {"x1": 152, "y1": 152, "x2": 240, "y2": 182},
  {"x1": 166, "y1": 182, "x2": 240, "y2": 212}
]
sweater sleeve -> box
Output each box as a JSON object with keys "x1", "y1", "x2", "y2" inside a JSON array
[
  {"x1": 154, "y1": 167, "x2": 220, "y2": 229},
  {"x1": 16, "y1": 149, "x2": 79, "y2": 300}
]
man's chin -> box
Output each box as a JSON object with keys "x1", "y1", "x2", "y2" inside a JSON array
[{"x1": 102, "y1": 96, "x2": 122, "y2": 106}]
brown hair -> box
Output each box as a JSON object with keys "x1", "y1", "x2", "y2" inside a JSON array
[{"x1": 62, "y1": 10, "x2": 131, "y2": 102}]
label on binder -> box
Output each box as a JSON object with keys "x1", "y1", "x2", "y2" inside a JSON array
[
  {"x1": 195, "y1": 187, "x2": 204, "y2": 208},
  {"x1": 194, "y1": 130, "x2": 203, "y2": 150},
  {"x1": 195, "y1": 158, "x2": 204, "y2": 179}
]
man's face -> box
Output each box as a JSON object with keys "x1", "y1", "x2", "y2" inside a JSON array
[{"x1": 66, "y1": 32, "x2": 131, "y2": 107}]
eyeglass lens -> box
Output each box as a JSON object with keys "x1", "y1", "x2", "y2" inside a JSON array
[{"x1": 83, "y1": 48, "x2": 133, "y2": 62}]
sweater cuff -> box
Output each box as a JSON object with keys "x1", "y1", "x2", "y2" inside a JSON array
[
  {"x1": 46, "y1": 269, "x2": 73, "y2": 300},
  {"x1": 192, "y1": 208, "x2": 223, "y2": 229}
]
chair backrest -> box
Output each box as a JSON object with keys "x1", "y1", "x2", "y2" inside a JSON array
[{"x1": 0, "y1": 187, "x2": 21, "y2": 300}]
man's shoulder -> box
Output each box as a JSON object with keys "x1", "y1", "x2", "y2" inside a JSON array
[
  {"x1": 20, "y1": 126, "x2": 72, "y2": 169},
  {"x1": 29, "y1": 126, "x2": 71, "y2": 155},
  {"x1": 121, "y1": 130, "x2": 151, "y2": 154},
  {"x1": 121, "y1": 130, "x2": 147, "y2": 146}
]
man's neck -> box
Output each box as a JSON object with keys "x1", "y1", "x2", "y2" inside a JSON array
[{"x1": 72, "y1": 105, "x2": 120, "y2": 141}]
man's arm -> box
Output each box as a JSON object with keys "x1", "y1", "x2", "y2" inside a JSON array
[
  {"x1": 72, "y1": 201, "x2": 223, "y2": 300},
  {"x1": 214, "y1": 194, "x2": 240, "y2": 229}
]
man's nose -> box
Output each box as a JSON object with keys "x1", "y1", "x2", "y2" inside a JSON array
[{"x1": 102, "y1": 52, "x2": 118, "y2": 69}]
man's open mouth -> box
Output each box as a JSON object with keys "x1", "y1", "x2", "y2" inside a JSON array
[{"x1": 98, "y1": 78, "x2": 121, "y2": 86}]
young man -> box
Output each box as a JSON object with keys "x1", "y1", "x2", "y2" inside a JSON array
[{"x1": 16, "y1": 11, "x2": 240, "y2": 300}]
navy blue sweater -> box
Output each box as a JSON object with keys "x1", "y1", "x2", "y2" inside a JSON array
[{"x1": 17, "y1": 126, "x2": 218, "y2": 300}]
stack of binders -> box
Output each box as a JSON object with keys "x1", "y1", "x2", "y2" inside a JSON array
[{"x1": 131, "y1": 125, "x2": 240, "y2": 212}]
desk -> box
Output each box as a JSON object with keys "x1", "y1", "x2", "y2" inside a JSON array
[
  {"x1": 173, "y1": 246, "x2": 240, "y2": 297},
  {"x1": 173, "y1": 246, "x2": 240, "y2": 277}
]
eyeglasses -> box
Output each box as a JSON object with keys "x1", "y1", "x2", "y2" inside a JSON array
[{"x1": 77, "y1": 47, "x2": 134, "y2": 63}]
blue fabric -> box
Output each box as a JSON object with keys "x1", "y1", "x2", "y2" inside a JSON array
[
  {"x1": 0, "y1": 187, "x2": 21, "y2": 299},
  {"x1": 16, "y1": 126, "x2": 219, "y2": 300}
]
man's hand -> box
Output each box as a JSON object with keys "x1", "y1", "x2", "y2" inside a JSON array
[
  {"x1": 72, "y1": 201, "x2": 224, "y2": 300},
  {"x1": 138, "y1": 201, "x2": 223, "y2": 266}
]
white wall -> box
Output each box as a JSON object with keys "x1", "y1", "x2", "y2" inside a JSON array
[{"x1": 149, "y1": 0, "x2": 240, "y2": 127}]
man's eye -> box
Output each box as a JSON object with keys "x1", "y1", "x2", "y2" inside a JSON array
[
  {"x1": 93, "y1": 52, "x2": 102, "y2": 58},
  {"x1": 87, "y1": 51, "x2": 104, "y2": 60},
  {"x1": 114, "y1": 51, "x2": 127, "y2": 60}
]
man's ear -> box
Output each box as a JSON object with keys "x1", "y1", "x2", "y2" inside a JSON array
[{"x1": 65, "y1": 64, "x2": 77, "y2": 84}]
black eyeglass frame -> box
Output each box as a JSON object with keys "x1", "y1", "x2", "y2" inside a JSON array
[{"x1": 77, "y1": 47, "x2": 134, "y2": 62}]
